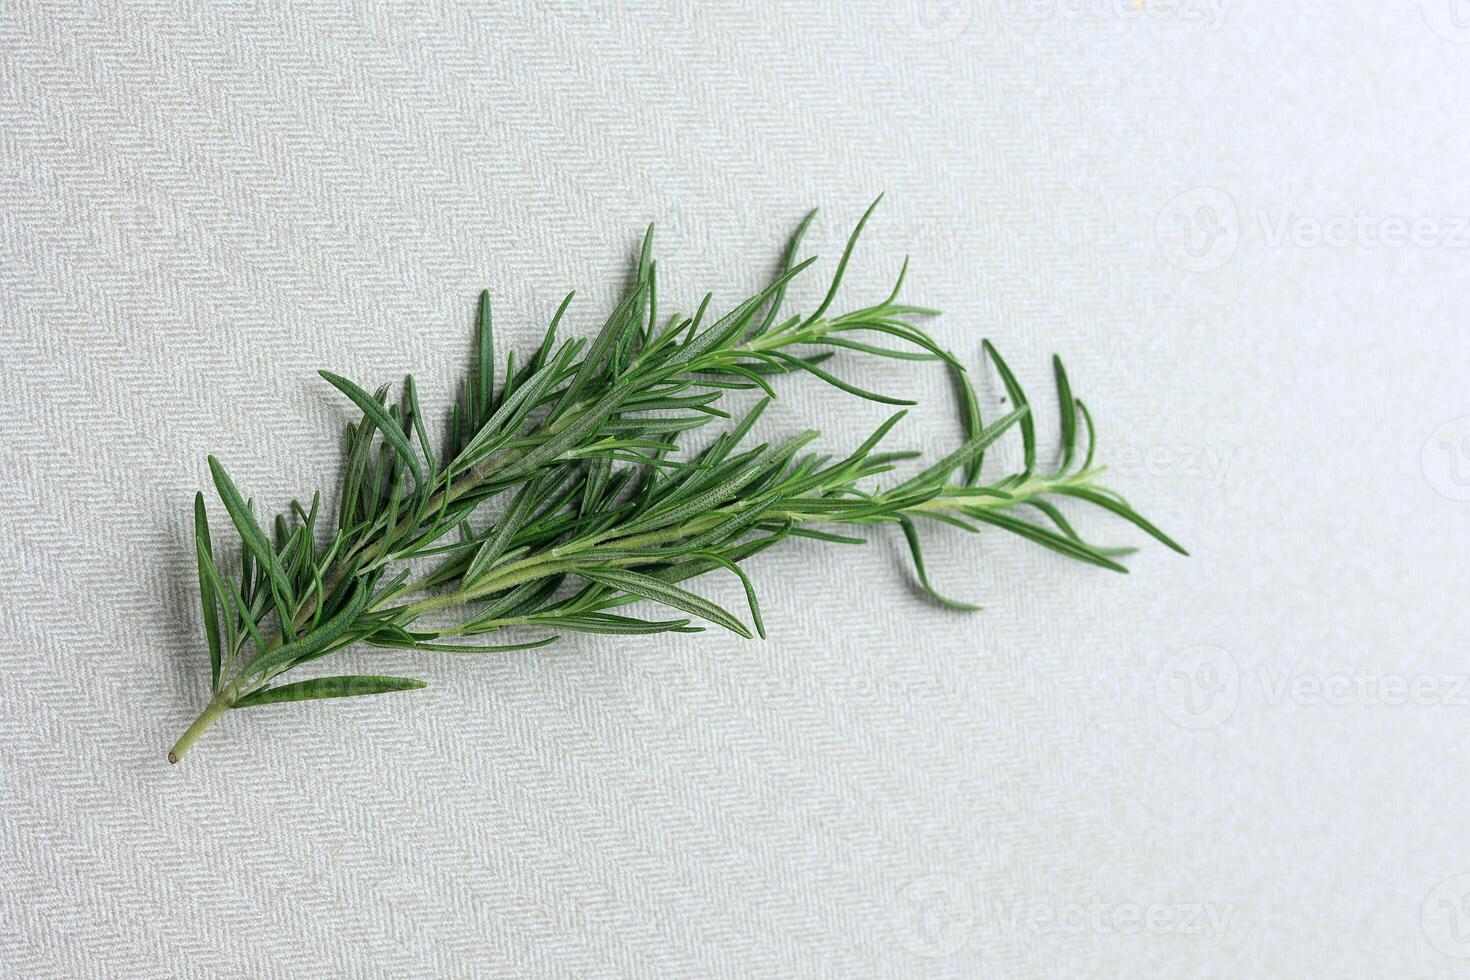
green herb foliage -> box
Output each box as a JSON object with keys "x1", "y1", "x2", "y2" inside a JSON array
[{"x1": 169, "y1": 200, "x2": 1185, "y2": 763}]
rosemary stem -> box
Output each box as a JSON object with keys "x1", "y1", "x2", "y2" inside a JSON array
[
  {"x1": 168, "y1": 686, "x2": 237, "y2": 764},
  {"x1": 170, "y1": 204, "x2": 1184, "y2": 764},
  {"x1": 390, "y1": 472, "x2": 1096, "y2": 623}
]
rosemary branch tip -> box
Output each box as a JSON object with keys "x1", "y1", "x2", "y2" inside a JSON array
[{"x1": 167, "y1": 201, "x2": 1183, "y2": 762}]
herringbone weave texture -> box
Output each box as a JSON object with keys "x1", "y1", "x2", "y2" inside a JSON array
[{"x1": 6, "y1": 1, "x2": 1470, "y2": 976}]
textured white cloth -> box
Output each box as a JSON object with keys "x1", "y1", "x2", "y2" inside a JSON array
[{"x1": 5, "y1": 1, "x2": 1470, "y2": 976}]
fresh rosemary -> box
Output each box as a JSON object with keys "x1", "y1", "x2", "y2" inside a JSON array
[{"x1": 169, "y1": 199, "x2": 1185, "y2": 763}]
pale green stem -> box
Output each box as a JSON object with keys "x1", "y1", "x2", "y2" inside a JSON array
[
  {"x1": 391, "y1": 472, "x2": 1099, "y2": 621},
  {"x1": 168, "y1": 685, "x2": 237, "y2": 764}
]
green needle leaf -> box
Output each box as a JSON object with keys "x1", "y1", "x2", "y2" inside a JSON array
[
  {"x1": 234, "y1": 675, "x2": 427, "y2": 708},
  {"x1": 207, "y1": 456, "x2": 295, "y2": 634},
  {"x1": 967, "y1": 510, "x2": 1130, "y2": 572},
  {"x1": 368, "y1": 635, "x2": 561, "y2": 654},
  {"x1": 194, "y1": 536, "x2": 238, "y2": 681},
  {"x1": 757, "y1": 207, "x2": 817, "y2": 336},
  {"x1": 894, "y1": 406, "x2": 1029, "y2": 493},
  {"x1": 577, "y1": 566, "x2": 752, "y2": 637},
  {"x1": 897, "y1": 515, "x2": 981, "y2": 611},
  {"x1": 528, "y1": 614, "x2": 696, "y2": 636},
  {"x1": 193, "y1": 492, "x2": 223, "y2": 691},
  {"x1": 983, "y1": 342, "x2": 1035, "y2": 478},
  {"x1": 319, "y1": 370, "x2": 426, "y2": 487},
  {"x1": 688, "y1": 550, "x2": 766, "y2": 639},
  {"x1": 1053, "y1": 485, "x2": 1190, "y2": 555},
  {"x1": 476, "y1": 290, "x2": 495, "y2": 421},
  {"x1": 803, "y1": 193, "x2": 882, "y2": 326},
  {"x1": 463, "y1": 478, "x2": 544, "y2": 586},
  {"x1": 1053, "y1": 355, "x2": 1077, "y2": 475},
  {"x1": 770, "y1": 351, "x2": 916, "y2": 406},
  {"x1": 242, "y1": 580, "x2": 371, "y2": 679}
]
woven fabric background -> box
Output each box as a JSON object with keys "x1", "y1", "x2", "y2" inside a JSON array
[{"x1": 5, "y1": 1, "x2": 1470, "y2": 976}]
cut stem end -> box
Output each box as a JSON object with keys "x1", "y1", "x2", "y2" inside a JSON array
[{"x1": 167, "y1": 692, "x2": 233, "y2": 765}]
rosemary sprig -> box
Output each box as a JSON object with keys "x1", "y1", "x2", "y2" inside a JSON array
[{"x1": 169, "y1": 201, "x2": 1185, "y2": 764}]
